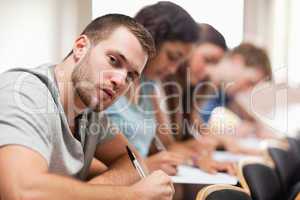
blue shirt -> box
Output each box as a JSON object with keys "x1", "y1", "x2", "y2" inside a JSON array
[
  {"x1": 105, "y1": 79, "x2": 157, "y2": 157},
  {"x1": 200, "y1": 90, "x2": 232, "y2": 123}
]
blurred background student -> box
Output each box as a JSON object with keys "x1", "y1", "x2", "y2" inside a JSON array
[
  {"x1": 105, "y1": 1, "x2": 235, "y2": 180},
  {"x1": 162, "y1": 27, "x2": 275, "y2": 199},
  {"x1": 164, "y1": 23, "x2": 236, "y2": 173},
  {"x1": 105, "y1": 1, "x2": 199, "y2": 176},
  {"x1": 202, "y1": 43, "x2": 276, "y2": 153},
  {"x1": 164, "y1": 30, "x2": 275, "y2": 163},
  {"x1": 183, "y1": 42, "x2": 274, "y2": 155}
]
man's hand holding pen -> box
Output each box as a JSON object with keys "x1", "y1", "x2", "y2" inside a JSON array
[{"x1": 126, "y1": 146, "x2": 174, "y2": 200}]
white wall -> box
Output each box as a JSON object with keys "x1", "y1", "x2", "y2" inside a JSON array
[
  {"x1": 0, "y1": 0, "x2": 91, "y2": 73},
  {"x1": 92, "y1": 0, "x2": 244, "y2": 48},
  {"x1": 287, "y1": 0, "x2": 300, "y2": 85},
  {"x1": 243, "y1": 0, "x2": 273, "y2": 50},
  {"x1": 244, "y1": 0, "x2": 300, "y2": 84},
  {"x1": 0, "y1": 0, "x2": 244, "y2": 74}
]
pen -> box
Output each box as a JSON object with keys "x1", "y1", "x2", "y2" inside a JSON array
[{"x1": 126, "y1": 145, "x2": 147, "y2": 178}]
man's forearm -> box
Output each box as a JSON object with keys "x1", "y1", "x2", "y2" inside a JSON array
[
  {"x1": 89, "y1": 153, "x2": 148, "y2": 185},
  {"x1": 4, "y1": 173, "x2": 134, "y2": 200},
  {"x1": 87, "y1": 159, "x2": 108, "y2": 180}
]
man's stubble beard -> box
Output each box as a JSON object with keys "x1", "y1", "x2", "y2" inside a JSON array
[{"x1": 71, "y1": 54, "x2": 106, "y2": 112}]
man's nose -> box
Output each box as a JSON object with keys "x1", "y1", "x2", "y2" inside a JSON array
[{"x1": 110, "y1": 69, "x2": 127, "y2": 90}]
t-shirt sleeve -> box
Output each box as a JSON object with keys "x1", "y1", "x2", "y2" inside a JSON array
[{"x1": 0, "y1": 71, "x2": 54, "y2": 164}]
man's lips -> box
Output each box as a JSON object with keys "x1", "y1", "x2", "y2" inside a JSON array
[{"x1": 102, "y1": 88, "x2": 115, "y2": 99}]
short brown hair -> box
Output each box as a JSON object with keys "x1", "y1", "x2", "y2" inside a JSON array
[
  {"x1": 66, "y1": 14, "x2": 155, "y2": 59},
  {"x1": 229, "y1": 43, "x2": 273, "y2": 80}
]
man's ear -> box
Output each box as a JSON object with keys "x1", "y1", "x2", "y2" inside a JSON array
[{"x1": 72, "y1": 35, "x2": 91, "y2": 62}]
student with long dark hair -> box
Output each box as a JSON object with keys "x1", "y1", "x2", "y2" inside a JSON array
[
  {"x1": 164, "y1": 23, "x2": 235, "y2": 173},
  {"x1": 106, "y1": 1, "x2": 200, "y2": 176}
]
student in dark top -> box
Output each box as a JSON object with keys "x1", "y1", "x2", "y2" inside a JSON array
[{"x1": 164, "y1": 24, "x2": 236, "y2": 174}]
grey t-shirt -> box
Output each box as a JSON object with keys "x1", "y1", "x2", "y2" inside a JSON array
[{"x1": 0, "y1": 64, "x2": 117, "y2": 180}]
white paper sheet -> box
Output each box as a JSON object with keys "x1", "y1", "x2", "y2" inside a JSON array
[
  {"x1": 171, "y1": 165, "x2": 238, "y2": 185},
  {"x1": 213, "y1": 151, "x2": 261, "y2": 162},
  {"x1": 237, "y1": 137, "x2": 264, "y2": 149}
]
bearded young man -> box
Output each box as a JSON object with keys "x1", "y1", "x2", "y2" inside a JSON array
[{"x1": 0, "y1": 14, "x2": 174, "y2": 200}]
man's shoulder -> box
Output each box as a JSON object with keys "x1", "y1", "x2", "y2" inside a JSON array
[
  {"x1": 0, "y1": 65, "x2": 58, "y2": 111},
  {"x1": 0, "y1": 64, "x2": 54, "y2": 86}
]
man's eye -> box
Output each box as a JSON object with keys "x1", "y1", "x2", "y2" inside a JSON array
[
  {"x1": 109, "y1": 55, "x2": 119, "y2": 66},
  {"x1": 126, "y1": 72, "x2": 138, "y2": 83}
]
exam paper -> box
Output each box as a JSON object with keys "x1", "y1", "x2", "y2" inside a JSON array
[
  {"x1": 213, "y1": 151, "x2": 261, "y2": 162},
  {"x1": 237, "y1": 137, "x2": 264, "y2": 149},
  {"x1": 171, "y1": 165, "x2": 238, "y2": 185}
]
